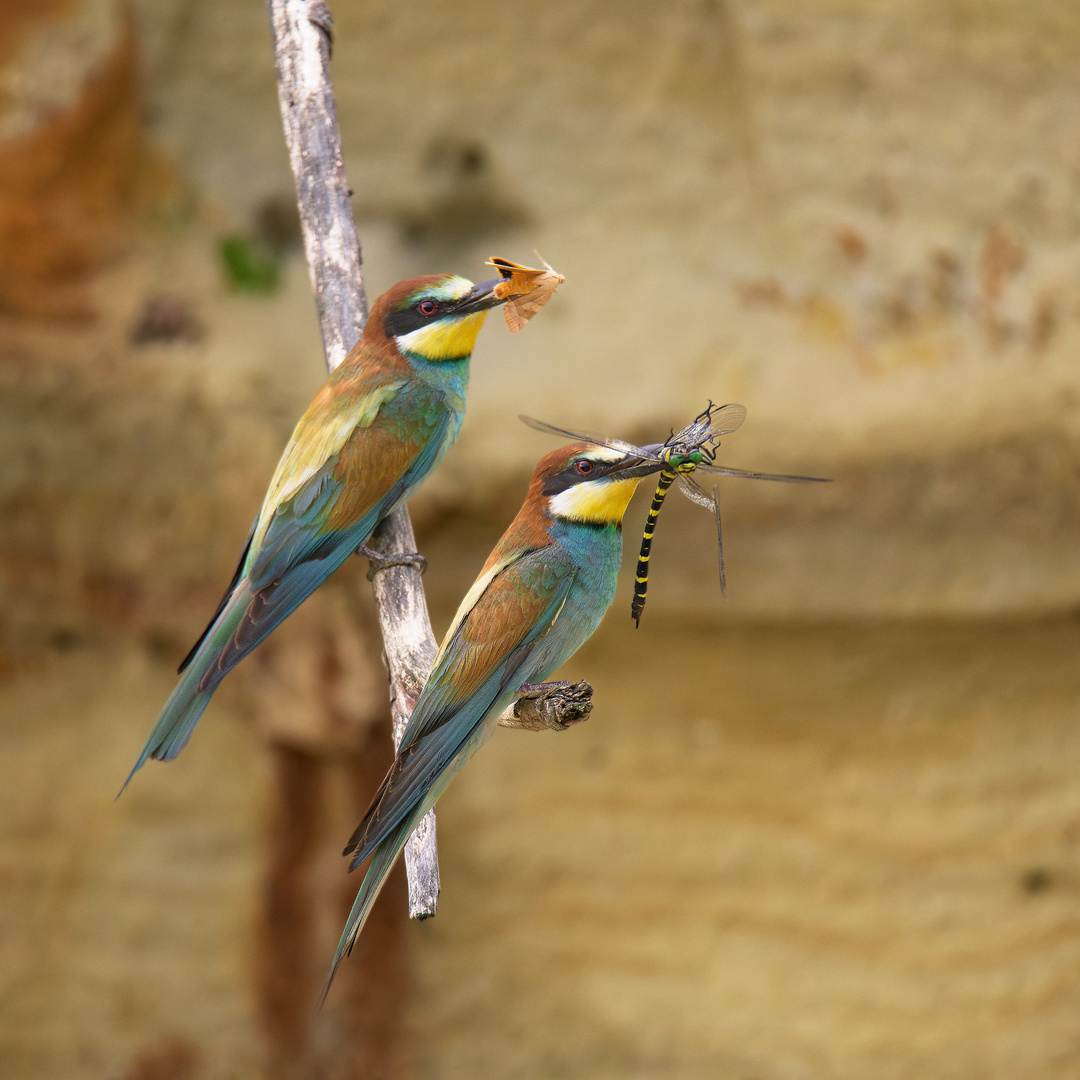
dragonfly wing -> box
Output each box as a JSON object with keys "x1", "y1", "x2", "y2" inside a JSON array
[
  {"x1": 713, "y1": 484, "x2": 726, "y2": 596},
  {"x1": 674, "y1": 474, "x2": 727, "y2": 597},
  {"x1": 675, "y1": 473, "x2": 717, "y2": 509},
  {"x1": 518, "y1": 415, "x2": 663, "y2": 462},
  {"x1": 706, "y1": 403, "x2": 747, "y2": 437},
  {"x1": 695, "y1": 463, "x2": 830, "y2": 483}
]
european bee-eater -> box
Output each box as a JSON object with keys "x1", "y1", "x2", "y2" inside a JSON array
[
  {"x1": 324, "y1": 440, "x2": 663, "y2": 993},
  {"x1": 123, "y1": 273, "x2": 506, "y2": 789}
]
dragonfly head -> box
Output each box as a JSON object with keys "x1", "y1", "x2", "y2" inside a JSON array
[{"x1": 660, "y1": 445, "x2": 705, "y2": 473}]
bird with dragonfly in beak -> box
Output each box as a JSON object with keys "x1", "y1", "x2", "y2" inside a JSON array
[
  {"x1": 122, "y1": 269, "x2": 527, "y2": 791},
  {"x1": 324, "y1": 438, "x2": 668, "y2": 996},
  {"x1": 323, "y1": 404, "x2": 825, "y2": 993}
]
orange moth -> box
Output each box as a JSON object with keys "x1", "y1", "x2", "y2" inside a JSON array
[{"x1": 486, "y1": 254, "x2": 565, "y2": 332}]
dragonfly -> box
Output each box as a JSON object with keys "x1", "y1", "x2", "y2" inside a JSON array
[{"x1": 520, "y1": 403, "x2": 829, "y2": 625}]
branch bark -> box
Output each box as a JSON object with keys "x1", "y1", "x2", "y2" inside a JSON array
[
  {"x1": 267, "y1": 0, "x2": 364, "y2": 374},
  {"x1": 267, "y1": 0, "x2": 592, "y2": 921}
]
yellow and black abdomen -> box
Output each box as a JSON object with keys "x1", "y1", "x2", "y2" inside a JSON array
[{"x1": 632, "y1": 468, "x2": 677, "y2": 626}]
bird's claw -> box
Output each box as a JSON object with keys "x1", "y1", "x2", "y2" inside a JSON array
[{"x1": 356, "y1": 543, "x2": 428, "y2": 581}]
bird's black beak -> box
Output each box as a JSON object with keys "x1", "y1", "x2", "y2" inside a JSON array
[
  {"x1": 454, "y1": 278, "x2": 505, "y2": 315},
  {"x1": 608, "y1": 449, "x2": 667, "y2": 480}
]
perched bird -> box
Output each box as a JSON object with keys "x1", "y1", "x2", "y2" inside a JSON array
[
  {"x1": 123, "y1": 273, "x2": 506, "y2": 790},
  {"x1": 324, "y1": 440, "x2": 663, "y2": 994}
]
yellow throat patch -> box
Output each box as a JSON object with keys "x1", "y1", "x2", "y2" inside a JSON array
[
  {"x1": 548, "y1": 476, "x2": 642, "y2": 525},
  {"x1": 395, "y1": 310, "x2": 489, "y2": 362}
]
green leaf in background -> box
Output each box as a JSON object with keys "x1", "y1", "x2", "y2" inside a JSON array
[{"x1": 219, "y1": 235, "x2": 281, "y2": 294}]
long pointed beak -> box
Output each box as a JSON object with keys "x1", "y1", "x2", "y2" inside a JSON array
[
  {"x1": 454, "y1": 278, "x2": 505, "y2": 315},
  {"x1": 608, "y1": 452, "x2": 667, "y2": 480}
]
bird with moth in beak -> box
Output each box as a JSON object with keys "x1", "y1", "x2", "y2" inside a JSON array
[
  {"x1": 123, "y1": 273, "x2": 506, "y2": 789},
  {"x1": 323, "y1": 439, "x2": 664, "y2": 995}
]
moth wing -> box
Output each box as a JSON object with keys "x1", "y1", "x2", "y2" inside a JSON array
[
  {"x1": 504, "y1": 299, "x2": 529, "y2": 331},
  {"x1": 504, "y1": 271, "x2": 565, "y2": 332},
  {"x1": 487, "y1": 255, "x2": 565, "y2": 317}
]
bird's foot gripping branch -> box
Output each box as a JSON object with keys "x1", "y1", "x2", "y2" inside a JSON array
[{"x1": 357, "y1": 542, "x2": 428, "y2": 581}]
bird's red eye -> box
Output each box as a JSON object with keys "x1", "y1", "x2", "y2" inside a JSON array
[
  {"x1": 418, "y1": 300, "x2": 438, "y2": 316},
  {"x1": 575, "y1": 460, "x2": 594, "y2": 475}
]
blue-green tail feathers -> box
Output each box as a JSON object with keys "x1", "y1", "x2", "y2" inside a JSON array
[
  {"x1": 120, "y1": 559, "x2": 332, "y2": 792},
  {"x1": 119, "y1": 523, "x2": 375, "y2": 795},
  {"x1": 118, "y1": 583, "x2": 254, "y2": 795},
  {"x1": 319, "y1": 812, "x2": 420, "y2": 1007}
]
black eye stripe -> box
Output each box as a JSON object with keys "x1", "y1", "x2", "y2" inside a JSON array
[
  {"x1": 385, "y1": 299, "x2": 449, "y2": 337},
  {"x1": 543, "y1": 458, "x2": 613, "y2": 495}
]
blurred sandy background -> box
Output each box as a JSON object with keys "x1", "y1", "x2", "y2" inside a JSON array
[{"x1": 2, "y1": 1, "x2": 1080, "y2": 1078}]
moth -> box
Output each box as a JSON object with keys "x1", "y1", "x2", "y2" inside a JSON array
[{"x1": 486, "y1": 255, "x2": 565, "y2": 332}]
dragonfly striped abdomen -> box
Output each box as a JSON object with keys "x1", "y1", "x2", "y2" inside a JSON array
[{"x1": 632, "y1": 451, "x2": 707, "y2": 626}]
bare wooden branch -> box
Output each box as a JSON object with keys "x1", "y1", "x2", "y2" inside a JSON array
[
  {"x1": 267, "y1": 0, "x2": 440, "y2": 915},
  {"x1": 267, "y1": 0, "x2": 594, "y2": 921},
  {"x1": 364, "y1": 510, "x2": 441, "y2": 916},
  {"x1": 267, "y1": 0, "x2": 365, "y2": 374},
  {"x1": 498, "y1": 680, "x2": 594, "y2": 731}
]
